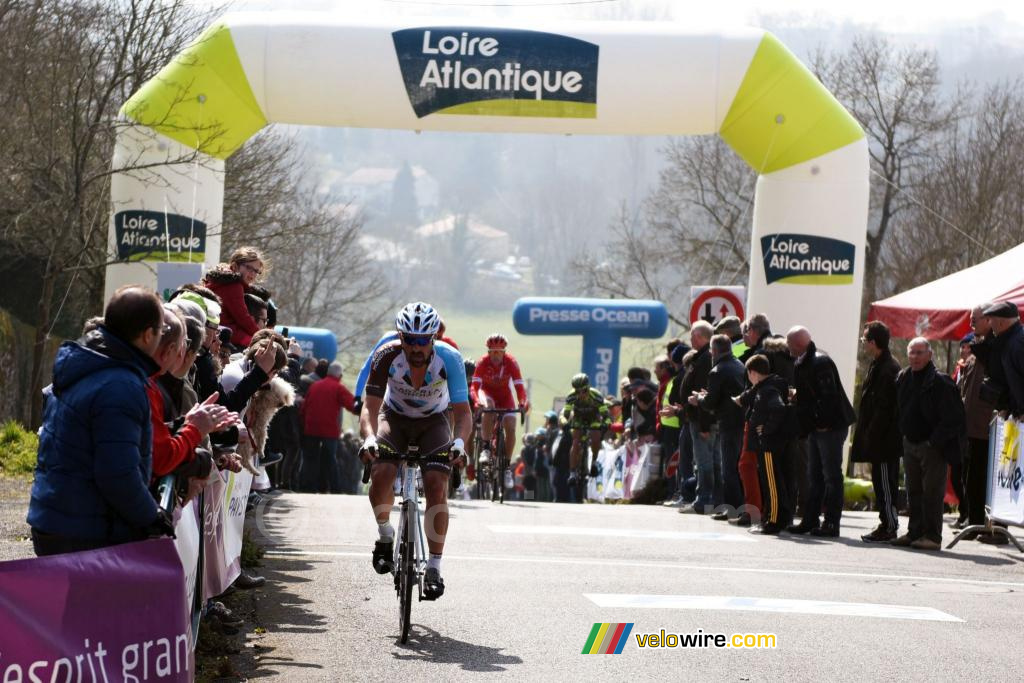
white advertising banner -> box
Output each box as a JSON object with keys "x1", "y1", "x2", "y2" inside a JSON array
[{"x1": 989, "y1": 417, "x2": 1024, "y2": 526}]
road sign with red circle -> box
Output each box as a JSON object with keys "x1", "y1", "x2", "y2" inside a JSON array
[{"x1": 689, "y1": 287, "x2": 746, "y2": 326}]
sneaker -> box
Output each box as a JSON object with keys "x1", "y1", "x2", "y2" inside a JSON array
[
  {"x1": 372, "y1": 540, "x2": 394, "y2": 575},
  {"x1": 504, "y1": 469, "x2": 514, "y2": 489},
  {"x1": 910, "y1": 537, "x2": 942, "y2": 551},
  {"x1": 747, "y1": 523, "x2": 763, "y2": 534},
  {"x1": 234, "y1": 571, "x2": 266, "y2": 589},
  {"x1": 759, "y1": 523, "x2": 783, "y2": 535},
  {"x1": 662, "y1": 495, "x2": 683, "y2": 507},
  {"x1": 890, "y1": 533, "x2": 917, "y2": 547},
  {"x1": 567, "y1": 471, "x2": 578, "y2": 485},
  {"x1": 479, "y1": 449, "x2": 491, "y2": 464},
  {"x1": 423, "y1": 567, "x2": 445, "y2": 600},
  {"x1": 207, "y1": 601, "x2": 243, "y2": 627},
  {"x1": 948, "y1": 516, "x2": 968, "y2": 530},
  {"x1": 710, "y1": 511, "x2": 731, "y2": 521},
  {"x1": 678, "y1": 503, "x2": 700, "y2": 514},
  {"x1": 861, "y1": 527, "x2": 898, "y2": 543}
]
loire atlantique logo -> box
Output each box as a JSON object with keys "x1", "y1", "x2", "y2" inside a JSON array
[
  {"x1": 760, "y1": 233, "x2": 855, "y2": 285},
  {"x1": 114, "y1": 210, "x2": 206, "y2": 262},
  {"x1": 392, "y1": 27, "x2": 599, "y2": 119}
]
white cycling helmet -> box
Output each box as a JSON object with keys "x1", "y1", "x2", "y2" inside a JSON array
[{"x1": 396, "y1": 302, "x2": 441, "y2": 336}]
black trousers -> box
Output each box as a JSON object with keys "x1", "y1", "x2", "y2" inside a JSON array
[
  {"x1": 870, "y1": 460, "x2": 900, "y2": 532},
  {"x1": 757, "y1": 449, "x2": 792, "y2": 526},
  {"x1": 787, "y1": 438, "x2": 808, "y2": 518},
  {"x1": 31, "y1": 529, "x2": 114, "y2": 557},
  {"x1": 965, "y1": 437, "x2": 989, "y2": 525},
  {"x1": 903, "y1": 439, "x2": 946, "y2": 544}
]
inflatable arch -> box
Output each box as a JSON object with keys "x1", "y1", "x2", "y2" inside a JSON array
[{"x1": 106, "y1": 13, "x2": 868, "y2": 393}]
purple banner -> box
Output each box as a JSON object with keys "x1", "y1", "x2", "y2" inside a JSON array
[{"x1": 0, "y1": 538, "x2": 191, "y2": 682}]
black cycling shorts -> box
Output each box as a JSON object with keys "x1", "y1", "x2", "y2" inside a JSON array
[{"x1": 375, "y1": 407, "x2": 454, "y2": 474}]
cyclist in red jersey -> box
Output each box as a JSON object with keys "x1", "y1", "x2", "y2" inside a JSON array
[{"x1": 471, "y1": 334, "x2": 529, "y2": 485}]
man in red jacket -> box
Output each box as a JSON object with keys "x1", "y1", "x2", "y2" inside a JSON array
[{"x1": 301, "y1": 361, "x2": 359, "y2": 493}]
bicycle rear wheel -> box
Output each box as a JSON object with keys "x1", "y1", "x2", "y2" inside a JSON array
[
  {"x1": 495, "y1": 429, "x2": 507, "y2": 504},
  {"x1": 398, "y1": 502, "x2": 414, "y2": 643}
]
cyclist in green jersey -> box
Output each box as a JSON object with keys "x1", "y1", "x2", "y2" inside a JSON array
[{"x1": 560, "y1": 373, "x2": 611, "y2": 484}]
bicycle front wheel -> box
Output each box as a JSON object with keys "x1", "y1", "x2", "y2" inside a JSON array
[{"x1": 398, "y1": 504, "x2": 414, "y2": 643}]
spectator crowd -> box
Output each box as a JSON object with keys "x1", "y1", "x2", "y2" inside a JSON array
[
  {"x1": 504, "y1": 304, "x2": 1023, "y2": 552},
  {"x1": 25, "y1": 246, "x2": 365, "y2": 633}
]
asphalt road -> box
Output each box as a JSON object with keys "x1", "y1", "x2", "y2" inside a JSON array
[{"x1": 247, "y1": 492, "x2": 1024, "y2": 681}]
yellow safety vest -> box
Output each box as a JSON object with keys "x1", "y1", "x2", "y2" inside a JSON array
[{"x1": 661, "y1": 376, "x2": 680, "y2": 429}]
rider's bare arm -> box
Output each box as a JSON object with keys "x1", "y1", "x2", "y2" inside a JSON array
[
  {"x1": 360, "y1": 394, "x2": 382, "y2": 439},
  {"x1": 451, "y1": 401, "x2": 473, "y2": 445}
]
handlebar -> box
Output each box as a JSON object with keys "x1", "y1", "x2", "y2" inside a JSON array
[{"x1": 362, "y1": 462, "x2": 372, "y2": 484}]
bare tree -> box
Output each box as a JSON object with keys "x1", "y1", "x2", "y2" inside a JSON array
[
  {"x1": 0, "y1": 0, "x2": 217, "y2": 426},
  {"x1": 570, "y1": 135, "x2": 755, "y2": 326},
  {"x1": 811, "y1": 34, "x2": 961, "y2": 304},
  {"x1": 885, "y1": 81, "x2": 1024, "y2": 293},
  {"x1": 221, "y1": 128, "x2": 395, "y2": 355}
]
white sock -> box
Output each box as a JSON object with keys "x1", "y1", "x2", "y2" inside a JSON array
[
  {"x1": 427, "y1": 554, "x2": 442, "y2": 571},
  {"x1": 378, "y1": 521, "x2": 394, "y2": 541}
]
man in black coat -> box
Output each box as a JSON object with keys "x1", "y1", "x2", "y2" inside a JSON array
[
  {"x1": 693, "y1": 334, "x2": 747, "y2": 516},
  {"x1": 893, "y1": 338, "x2": 966, "y2": 550},
  {"x1": 672, "y1": 321, "x2": 716, "y2": 513},
  {"x1": 851, "y1": 321, "x2": 903, "y2": 542},
  {"x1": 786, "y1": 327, "x2": 856, "y2": 538},
  {"x1": 982, "y1": 301, "x2": 1024, "y2": 418}
]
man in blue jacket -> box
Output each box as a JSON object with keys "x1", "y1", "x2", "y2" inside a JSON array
[{"x1": 28, "y1": 285, "x2": 171, "y2": 556}]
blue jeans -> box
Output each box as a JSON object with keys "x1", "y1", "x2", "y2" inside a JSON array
[
  {"x1": 300, "y1": 436, "x2": 340, "y2": 493},
  {"x1": 690, "y1": 422, "x2": 720, "y2": 511},
  {"x1": 716, "y1": 426, "x2": 744, "y2": 510},
  {"x1": 804, "y1": 427, "x2": 847, "y2": 526},
  {"x1": 676, "y1": 423, "x2": 695, "y2": 500}
]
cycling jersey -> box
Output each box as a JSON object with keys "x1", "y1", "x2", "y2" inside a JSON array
[
  {"x1": 562, "y1": 387, "x2": 610, "y2": 429},
  {"x1": 355, "y1": 332, "x2": 459, "y2": 397},
  {"x1": 364, "y1": 340, "x2": 468, "y2": 418},
  {"x1": 470, "y1": 353, "x2": 527, "y2": 410}
]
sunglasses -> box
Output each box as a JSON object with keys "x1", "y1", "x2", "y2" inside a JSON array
[{"x1": 401, "y1": 334, "x2": 434, "y2": 347}]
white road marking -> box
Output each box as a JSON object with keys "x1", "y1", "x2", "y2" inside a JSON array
[
  {"x1": 263, "y1": 548, "x2": 1024, "y2": 589},
  {"x1": 585, "y1": 593, "x2": 963, "y2": 622},
  {"x1": 487, "y1": 524, "x2": 758, "y2": 543}
]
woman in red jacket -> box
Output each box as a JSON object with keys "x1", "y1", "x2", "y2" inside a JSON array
[{"x1": 204, "y1": 246, "x2": 270, "y2": 348}]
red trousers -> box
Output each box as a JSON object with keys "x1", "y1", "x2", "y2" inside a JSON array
[{"x1": 739, "y1": 424, "x2": 762, "y2": 513}]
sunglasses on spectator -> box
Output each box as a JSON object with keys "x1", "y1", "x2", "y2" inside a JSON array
[{"x1": 401, "y1": 334, "x2": 434, "y2": 347}]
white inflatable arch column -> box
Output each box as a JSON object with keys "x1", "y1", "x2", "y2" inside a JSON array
[{"x1": 107, "y1": 13, "x2": 867, "y2": 391}]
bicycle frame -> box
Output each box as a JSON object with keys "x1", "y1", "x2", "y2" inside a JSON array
[{"x1": 394, "y1": 460, "x2": 427, "y2": 591}]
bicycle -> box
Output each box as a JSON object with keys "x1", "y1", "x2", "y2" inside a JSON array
[
  {"x1": 477, "y1": 407, "x2": 525, "y2": 504},
  {"x1": 362, "y1": 449, "x2": 429, "y2": 644},
  {"x1": 471, "y1": 413, "x2": 493, "y2": 501}
]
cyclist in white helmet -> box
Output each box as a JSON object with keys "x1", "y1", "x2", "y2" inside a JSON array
[{"x1": 359, "y1": 302, "x2": 471, "y2": 599}]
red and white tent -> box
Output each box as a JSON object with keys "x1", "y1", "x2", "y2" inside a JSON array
[{"x1": 867, "y1": 242, "x2": 1024, "y2": 341}]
